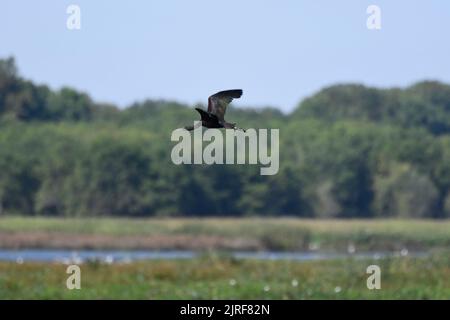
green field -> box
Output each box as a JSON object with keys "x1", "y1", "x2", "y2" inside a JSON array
[
  {"x1": 0, "y1": 217, "x2": 449, "y2": 299},
  {"x1": 0, "y1": 217, "x2": 449, "y2": 251},
  {"x1": 0, "y1": 255, "x2": 449, "y2": 299}
]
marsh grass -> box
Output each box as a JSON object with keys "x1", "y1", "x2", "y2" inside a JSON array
[
  {"x1": 0, "y1": 217, "x2": 448, "y2": 251},
  {"x1": 0, "y1": 254, "x2": 448, "y2": 299}
]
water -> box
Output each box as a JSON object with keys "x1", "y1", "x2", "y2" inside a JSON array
[{"x1": 0, "y1": 249, "x2": 425, "y2": 264}]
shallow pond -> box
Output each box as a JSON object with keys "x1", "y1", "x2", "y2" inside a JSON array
[{"x1": 0, "y1": 249, "x2": 424, "y2": 264}]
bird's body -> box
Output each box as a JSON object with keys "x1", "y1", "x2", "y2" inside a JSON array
[{"x1": 184, "y1": 89, "x2": 246, "y2": 131}]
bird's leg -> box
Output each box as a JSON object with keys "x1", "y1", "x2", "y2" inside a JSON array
[{"x1": 184, "y1": 121, "x2": 202, "y2": 131}]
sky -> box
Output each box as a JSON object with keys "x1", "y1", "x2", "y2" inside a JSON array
[{"x1": 1, "y1": 0, "x2": 450, "y2": 112}]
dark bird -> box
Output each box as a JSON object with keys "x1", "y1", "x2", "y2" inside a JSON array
[{"x1": 184, "y1": 89, "x2": 246, "y2": 131}]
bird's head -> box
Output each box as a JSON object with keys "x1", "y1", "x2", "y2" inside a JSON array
[{"x1": 232, "y1": 124, "x2": 246, "y2": 132}]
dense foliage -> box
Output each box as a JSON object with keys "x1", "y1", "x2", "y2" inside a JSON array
[{"x1": 1, "y1": 57, "x2": 450, "y2": 218}]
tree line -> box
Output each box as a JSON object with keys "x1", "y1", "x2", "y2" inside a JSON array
[{"x1": 1, "y1": 57, "x2": 450, "y2": 218}]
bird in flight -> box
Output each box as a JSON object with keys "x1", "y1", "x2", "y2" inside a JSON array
[{"x1": 184, "y1": 89, "x2": 246, "y2": 132}]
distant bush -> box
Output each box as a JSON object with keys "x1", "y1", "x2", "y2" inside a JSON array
[{"x1": 1, "y1": 56, "x2": 450, "y2": 218}]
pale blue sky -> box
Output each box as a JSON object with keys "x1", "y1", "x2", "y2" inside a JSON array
[{"x1": 1, "y1": 1, "x2": 449, "y2": 112}]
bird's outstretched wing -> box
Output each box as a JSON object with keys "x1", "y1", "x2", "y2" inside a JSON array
[{"x1": 207, "y1": 89, "x2": 243, "y2": 122}]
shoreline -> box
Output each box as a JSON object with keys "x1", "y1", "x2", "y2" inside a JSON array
[
  {"x1": 0, "y1": 217, "x2": 448, "y2": 251},
  {"x1": 0, "y1": 231, "x2": 260, "y2": 251},
  {"x1": 0, "y1": 231, "x2": 445, "y2": 252}
]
